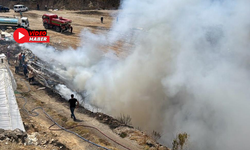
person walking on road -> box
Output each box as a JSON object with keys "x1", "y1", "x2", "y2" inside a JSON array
[{"x1": 68, "y1": 94, "x2": 79, "y2": 121}]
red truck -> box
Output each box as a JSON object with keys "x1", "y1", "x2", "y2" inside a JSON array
[{"x1": 42, "y1": 14, "x2": 73, "y2": 33}]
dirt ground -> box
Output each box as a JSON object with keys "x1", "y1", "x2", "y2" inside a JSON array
[
  {"x1": 0, "y1": 9, "x2": 169, "y2": 150},
  {"x1": 11, "y1": 65, "x2": 142, "y2": 150},
  {"x1": 1, "y1": 9, "x2": 117, "y2": 49}
]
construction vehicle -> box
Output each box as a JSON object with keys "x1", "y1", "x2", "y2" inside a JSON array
[
  {"x1": 42, "y1": 14, "x2": 73, "y2": 33},
  {"x1": 0, "y1": 16, "x2": 29, "y2": 30}
]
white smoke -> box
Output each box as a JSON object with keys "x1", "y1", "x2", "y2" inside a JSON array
[{"x1": 22, "y1": 0, "x2": 250, "y2": 149}]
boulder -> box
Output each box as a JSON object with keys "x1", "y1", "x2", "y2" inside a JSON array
[
  {"x1": 0, "y1": 128, "x2": 27, "y2": 143},
  {"x1": 0, "y1": 133, "x2": 5, "y2": 140}
]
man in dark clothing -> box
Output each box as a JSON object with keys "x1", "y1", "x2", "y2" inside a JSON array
[
  {"x1": 23, "y1": 63, "x2": 28, "y2": 78},
  {"x1": 7, "y1": 52, "x2": 10, "y2": 64},
  {"x1": 19, "y1": 53, "x2": 22, "y2": 66},
  {"x1": 22, "y1": 53, "x2": 25, "y2": 63},
  {"x1": 100, "y1": 17, "x2": 103, "y2": 23},
  {"x1": 68, "y1": 94, "x2": 79, "y2": 121}
]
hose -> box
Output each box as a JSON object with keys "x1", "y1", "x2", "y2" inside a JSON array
[{"x1": 48, "y1": 123, "x2": 131, "y2": 150}]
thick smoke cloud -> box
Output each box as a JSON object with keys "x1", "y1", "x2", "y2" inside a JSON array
[{"x1": 23, "y1": 0, "x2": 250, "y2": 149}]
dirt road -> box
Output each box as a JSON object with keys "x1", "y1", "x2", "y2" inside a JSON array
[{"x1": 2, "y1": 9, "x2": 116, "y2": 48}]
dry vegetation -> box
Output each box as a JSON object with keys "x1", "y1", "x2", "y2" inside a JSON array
[
  {"x1": 172, "y1": 133, "x2": 189, "y2": 150},
  {"x1": 116, "y1": 114, "x2": 132, "y2": 126}
]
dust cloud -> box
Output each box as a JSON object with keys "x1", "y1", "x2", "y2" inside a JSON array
[{"x1": 22, "y1": 0, "x2": 250, "y2": 149}]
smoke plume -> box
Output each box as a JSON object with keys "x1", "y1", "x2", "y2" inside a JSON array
[{"x1": 22, "y1": 0, "x2": 250, "y2": 149}]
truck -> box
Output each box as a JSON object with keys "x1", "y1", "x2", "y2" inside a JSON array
[
  {"x1": 0, "y1": 17, "x2": 29, "y2": 30},
  {"x1": 42, "y1": 14, "x2": 73, "y2": 33}
]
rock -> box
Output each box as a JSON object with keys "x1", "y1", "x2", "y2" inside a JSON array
[
  {"x1": 27, "y1": 132, "x2": 39, "y2": 145},
  {"x1": 0, "y1": 129, "x2": 5, "y2": 134},
  {"x1": 12, "y1": 128, "x2": 27, "y2": 142},
  {"x1": 2, "y1": 128, "x2": 27, "y2": 143},
  {"x1": 146, "y1": 139, "x2": 156, "y2": 147},
  {"x1": 5, "y1": 131, "x2": 18, "y2": 141},
  {"x1": 49, "y1": 139, "x2": 54, "y2": 144},
  {"x1": 0, "y1": 133, "x2": 5, "y2": 140},
  {"x1": 41, "y1": 140, "x2": 48, "y2": 145},
  {"x1": 37, "y1": 87, "x2": 46, "y2": 90},
  {"x1": 159, "y1": 146, "x2": 170, "y2": 150}
]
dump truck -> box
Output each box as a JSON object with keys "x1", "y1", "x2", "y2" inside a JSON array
[
  {"x1": 0, "y1": 17, "x2": 29, "y2": 30},
  {"x1": 42, "y1": 14, "x2": 73, "y2": 33}
]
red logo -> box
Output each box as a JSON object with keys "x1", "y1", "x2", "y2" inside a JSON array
[{"x1": 13, "y1": 28, "x2": 50, "y2": 43}]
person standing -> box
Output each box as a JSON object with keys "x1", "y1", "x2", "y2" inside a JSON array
[
  {"x1": 23, "y1": 62, "x2": 28, "y2": 78},
  {"x1": 18, "y1": 53, "x2": 22, "y2": 66},
  {"x1": 68, "y1": 94, "x2": 79, "y2": 121},
  {"x1": 22, "y1": 53, "x2": 25, "y2": 63},
  {"x1": 100, "y1": 17, "x2": 103, "y2": 23},
  {"x1": 28, "y1": 69, "x2": 35, "y2": 84},
  {"x1": 7, "y1": 51, "x2": 10, "y2": 64}
]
